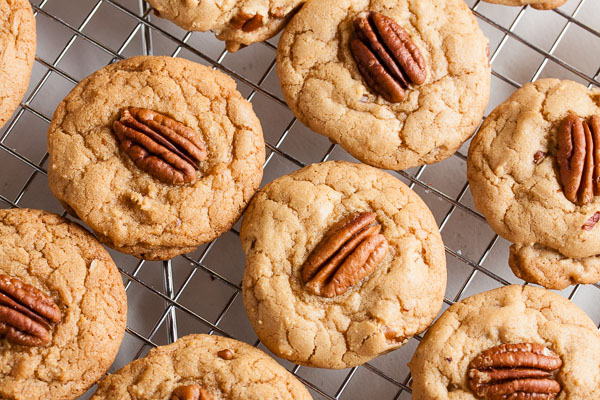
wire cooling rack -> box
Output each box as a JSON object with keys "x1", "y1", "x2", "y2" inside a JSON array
[{"x1": 0, "y1": 0, "x2": 599, "y2": 398}]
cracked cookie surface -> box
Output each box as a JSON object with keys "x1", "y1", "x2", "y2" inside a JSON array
[
  {"x1": 47, "y1": 56, "x2": 265, "y2": 260},
  {"x1": 91, "y1": 334, "x2": 313, "y2": 400},
  {"x1": 146, "y1": 0, "x2": 305, "y2": 52},
  {"x1": 241, "y1": 161, "x2": 446, "y2": 369},
  {"x1": 409, "y1": 285, "x2": 600, "y2": 399},
  {"x1": 276, "y1": 0, "x2": 491, "y2": 170},
  {"x1": 467, "y1": 79, "x2": 600, "y2": 289},
  {"x1": 481, "y1": 0, "x2": 568, "y2": 10},
  {"x1": 0, "y1": 0, "x2": 36, "y2": 130},
  {"x1": 0, "y1": 208, "x2": 127, "y2": 400}
]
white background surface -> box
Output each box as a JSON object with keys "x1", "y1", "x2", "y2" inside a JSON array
[{"x1": 0, "y1": 0, "x2": 599, "y2": 398}]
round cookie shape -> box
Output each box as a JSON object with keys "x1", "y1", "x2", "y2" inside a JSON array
[
  {"x1": 482, "y1": 0, "x2": 567, "y2": 10},
  {"x1": 409, "y1": 285, "x2": 600, "y2": 399},
  {"x1": 146, "y1": 0, "x2": 305, "y2": 52},
  {"x1": 0, "y1": 208, "x2": 127, "y2": 400},
  {"x1": 467, "y1": 79, "x2": 600, "y2": 289},
  {"x1": 276, "y1": 0, "x2": 491, "y2": 170},
  {"x1": 90, "y1": 334, "x2": 313, "y2": 400},
  {"x1": 241, "y1": 161, "x2": 447, "y2": 369},
  {"x1": 47, "y1": 56, "x2": 265, "y2": 260},
  {"x1": 0, "y1": 0, "x2": 36, "y2": 130}
]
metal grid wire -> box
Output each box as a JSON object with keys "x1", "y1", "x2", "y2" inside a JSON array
[{"x1": 0, "y1": 0, "x2": 599, "y2": 398}]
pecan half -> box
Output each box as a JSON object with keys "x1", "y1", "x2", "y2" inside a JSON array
[
  {"x1": 557, "y1": 113, "x2": 600, "y2": 205},
  {"x1": 0, "y1": 274, "x2": 62, "y2": 347},
  {"x1": 171, "y1": 385, "x2": 212, "y2": 400},
  {"x1": 230, "y1": 12, "x2": 264, "y2": 32},
  {"x1": 350, "y1": 11, "x2": 426, "y2": 103},
  {"x1": 468, "y1": 343, "x2": 562, "y2": 400},
  {"x1": 301, "y1": 212, "x2": 389, "y2": 297},
  {"x1": 113, "y1": 108, "x2": 207, "y2": 185}
]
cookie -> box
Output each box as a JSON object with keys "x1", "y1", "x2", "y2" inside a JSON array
[
  {"x1": 147, "y1": 0, "x2": 305, "y2": 52},
  {"x1": 276, "y1": 0, "x2": 491, "y2": 170},
  {"x1": 0, "y1": 208, "x2": 127, "y2": 400},
  {"x1": 467, "y1": 79, "x2": 600, "y2": 289},
  {"x1": 241, "y1": 161, "x2": 446, "y2": 369},
  {"x1": 409, "y1": 285, "x2": 600, "y2": 399},
  {"x1": 0, "y1": 0, "x2": 36, "y2": 130},
  {"x1": 91, "y1": 334, "x2": 313, "y2": 400},
  {"x1": 481, "y1": 0, "x2": 568, "y2": 10},
  {"x1": 47, "y1": 56, "x2": 265, "y2": 261}
]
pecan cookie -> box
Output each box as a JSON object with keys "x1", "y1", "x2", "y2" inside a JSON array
[
  {"x1": 91, "y1": 334, "x2": 313, "y2": 400},
  {"x1": 468, "y1": 79, "x2": 600, "y2": 289},
  {"x1": 482, "y1": 0, "x2": 568, "y2": 10},
  {"x1": 146, "y1": 0, "x2": 305, "y2": 52},
  {"x1": 409, "y1": 285, "x2": 600, "y2": 399},
  {"x1": 241, "y1": 161, "x2": 446, "y2": 368},
  {"x1": 47, "y1": 56, "x2": 265, "y2": 260},
  {"x1": 277, "y1": 0, "x2": 491, "y2": 170},
  {"x1": 0, "y1": 208, "x2": 127, "y2": 400},
  {"x1": 0, "y1": 0, "x2": 36, "y2": 130}
]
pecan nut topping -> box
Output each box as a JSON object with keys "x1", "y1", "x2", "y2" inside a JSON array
[
  {"x1": 171, "y1": 384, "x2": 212, "y2": 400},
  {"x1": 230, "y1": 12, "x2": 264, "y2": 32},
  {"x1": 0, "y1": 274, "x2": 62, "y2": 347},
  {"x1": 301, "y1": 212, "x2": 389, "y2": 297},
  {"x1": 557, "y1": 113, "x2": 600, "y2": 205},
  {"x1": 350, "y1": 11, "x2": 427, "y2": 103},
  {"x1": 468, "y1": 343, "x2": 563, "y2": 400},
  {"x1": 113, "y1": 108, "x2": 207, "y2": 185}
]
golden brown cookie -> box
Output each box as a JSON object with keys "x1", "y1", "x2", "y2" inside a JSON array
[
  {"x1": 468, "y1": 79, "x2": 600, "y2": 289},
  {"x1": 409, "y1": 285, "x2": 600, "y2": 399},
  {"x1": 277, "y1": 0, "x2": 491, "y2": 170},
  {"x1": 482, "y1": 0, "x2": 568, "y2": 10},
  {"x1": 0, "y1": 208, "x2": 127, "y2": 400},
  {"x1": 241, "y1": 161, "x2": 446, "y2": 369},
  {"x1": 147, "y1": 0, "x2": 305, "y2": 52},
  {"x1": 91, "y1": 334, "x2": 313, "y2": 400},
  {"x1": 47, "y1": 56, "x2": 265, "y2": 260},
  {"x1": 0, "y1": 0, "x2": 36, "y2": 130}
]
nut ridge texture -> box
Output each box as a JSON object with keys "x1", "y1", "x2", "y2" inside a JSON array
[
  {"x1": 301, "y1": 212, "x2": 389, "y2": 297},
  {"x1": 113, "y1": 107, "x2": 208, "y2": 185},
  {"x1": 350, "y1": 11, "x2": 426, "y2": 103},
  {"x1": 468, "y1": 343, "x2": 562, "y2": 400},
  {"x1": 557, "y1": 113, "x2": 600, "y2": 205},
  {"x1": 0, "y1": 274, "x2": 62, "y2": 347}
]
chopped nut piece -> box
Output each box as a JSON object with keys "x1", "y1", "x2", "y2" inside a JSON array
[
  {"x1": 583, "y1": 211, "x2": 600, "y2": 231},
  {"x1": 230, "y1": 12, "x2": 264, "y2": 32},
  {"x1": 217, "y1": 348, "x2": 234, "y2": 360},
  {"x1": 171, "y1": 384, "x2": 212, "y2": 400},
  {"x1": 534, "y1": 151, "x2": 546, "y2": 164}
]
